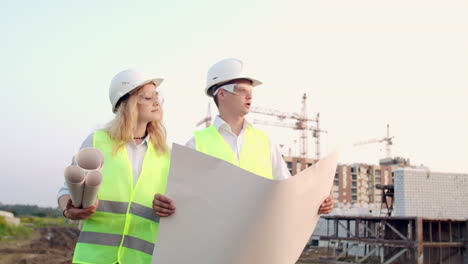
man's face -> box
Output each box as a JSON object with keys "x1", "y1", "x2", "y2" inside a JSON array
[{"x1": 219, "y1": 79, "x2": 253, "y2": 116}]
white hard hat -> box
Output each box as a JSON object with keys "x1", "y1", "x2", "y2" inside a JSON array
[
  {"x1": 109, "y1": 69, "x2": 163, "y2": 113},
  {"x1": 205, "y1": 58, "x2": 262, "y2": 97}
]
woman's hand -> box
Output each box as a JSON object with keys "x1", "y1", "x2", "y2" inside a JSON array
[
  {"x1": 64, "y1": 198, "x2": 99, "y2": 220},
  {"x1": 153, "y1": 193, "x2": 176, "y2": 217}
]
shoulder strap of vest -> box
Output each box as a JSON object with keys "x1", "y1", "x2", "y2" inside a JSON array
[{"x1": 93, "y1": 130, "x2": 114, "y2": 147}]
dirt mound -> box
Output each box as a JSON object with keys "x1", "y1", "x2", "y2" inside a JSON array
[{"x1": 0, "y1": 227, "x2": 79, "y2": 264}]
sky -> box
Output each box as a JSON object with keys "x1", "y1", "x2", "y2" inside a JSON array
[{"x1": 1, "y1": 0, "x2": 467, "y2": 207}]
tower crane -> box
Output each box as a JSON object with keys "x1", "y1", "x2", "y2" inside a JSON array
[
  {"x1": 250, "y1": 93, "x2": 327, "y2": 160},
  {"x1": 196, "y1": 102, "x2": 212, "y2": 128},
  {"x1": 353, "y1": 124, "x2": 394, "y2": 158}
]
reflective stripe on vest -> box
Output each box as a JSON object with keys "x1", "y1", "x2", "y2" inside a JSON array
[
  {"x1": 97, "y1": 200, "x2": 160, "y2": 223},
  {"x1": 78, "y1": 232, "x2": 155, "y2": 255},
  {"x1": 73, "y1": 131, "x2": 170, "y2": 264},
  {"x1": 194, "y1": 125, "x2": 273, "y2": 179}
]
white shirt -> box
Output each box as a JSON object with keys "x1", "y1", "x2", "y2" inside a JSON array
[
  {"x1": 56, "y1": 132, "x2": 150, "y2": 201},
  {"x1": 185, "y1": 116, "x2": 291, "y2": 180}
]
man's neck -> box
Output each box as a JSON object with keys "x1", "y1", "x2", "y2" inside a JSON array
[{"x1": 219, "y1": 113, "x2": 245, "y2": 136}]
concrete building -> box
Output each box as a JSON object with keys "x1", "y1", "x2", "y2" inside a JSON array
[
  {"x1": 284, "y1": 156, "x2": 411, "y2": 210},
  {"x1": 393, "y1": 168, "x2": 468, "y2": 220},
  {"x1": 333, "y1": 163, "x2": 394, "y2": 205}
]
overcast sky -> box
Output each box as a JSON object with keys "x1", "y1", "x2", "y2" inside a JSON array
[{"x1": 1, "y1": 0, "x2": 467, "y2": 207}]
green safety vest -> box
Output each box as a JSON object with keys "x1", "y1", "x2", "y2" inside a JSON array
[
  {"x1": 73, "y1": 131, "x2": 170, "y2": 264},
  {"x1": 194, "y1": 125, "x2": 273, "y2": 179}
]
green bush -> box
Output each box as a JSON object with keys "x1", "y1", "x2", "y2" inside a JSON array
[
  {"x1": 0, "y1": 215, "x2": 6, "y2": 226},
  {"x1": 0, "y1": 204, "x2": 62, "y2": 218},
  {"x1": 20, "y1": 216, "x2": 75, "y2": 228}
]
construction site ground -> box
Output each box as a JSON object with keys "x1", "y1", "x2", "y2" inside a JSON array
[
  {"x1": 0, "y1": 226, "x2": 332, "y2": 263},
  {"x1": 0, "y1": 227, "x2": 79, "y2": 264}
]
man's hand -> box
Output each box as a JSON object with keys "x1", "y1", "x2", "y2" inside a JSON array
[
  {"x1": 64, "y1": 198, "x2": 98, "y2": 220},
  {"x1": 153, "y1": 194, "x2": 176, "y2": 217},
  {"x1": 318, "y1": 194, "x2": 334, "y2": 214}
]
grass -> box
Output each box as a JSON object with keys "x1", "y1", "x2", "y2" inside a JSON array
[
  {"x1": 0, "y1": 215, "x2": 75, "y2": 242},
  {"x1": 0, "y1": 216, "x2": 32, "y2": 242}
]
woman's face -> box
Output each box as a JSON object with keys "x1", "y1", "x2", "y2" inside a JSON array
[{"x1": 135, "y1": 83, "x2": 162, "y2": 123}]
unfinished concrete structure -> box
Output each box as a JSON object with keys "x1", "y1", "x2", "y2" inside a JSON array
[
  {"x1": 318, "y1": 215, "x2": 467, "y2": 264},
  {"x1": 314, "y1": 169, "x2": 468, "y2": 264}
]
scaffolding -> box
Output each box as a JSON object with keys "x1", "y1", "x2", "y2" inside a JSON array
[{"x1": 318, "y1": 216, "x2": 467, "y2": 264}]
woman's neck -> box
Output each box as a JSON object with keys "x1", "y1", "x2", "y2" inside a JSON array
[{"x1": 133, "y1": 122, "x2": 148, "y2": 144}]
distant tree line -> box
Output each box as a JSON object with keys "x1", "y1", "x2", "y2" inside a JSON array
[{"x1": 0, "y1": 203, "x2": 61, "y2": 218}]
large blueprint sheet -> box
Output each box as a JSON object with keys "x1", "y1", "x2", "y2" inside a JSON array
[{"x1": 152, "y1": 144, "x2": 338, "y2": 264}]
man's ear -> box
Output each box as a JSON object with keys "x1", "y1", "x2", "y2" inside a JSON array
[{"x1": 218, "y1": 88, "x2": 225, "y2": 99}]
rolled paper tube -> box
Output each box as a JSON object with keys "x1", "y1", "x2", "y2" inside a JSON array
[
  {"x1": 82, "y1": 170, "x2": 102, "y2": 209},
  {"x1": 75, "y1": 147, "x2": 104, "y2": 171},
  {"x1": 64, "y1": 165, "x2": 86, "y2": 207}
]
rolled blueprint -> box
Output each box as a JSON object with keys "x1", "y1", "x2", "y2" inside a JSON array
[
  {"x1": 64, "y1": 165, "x2": 86, "y2": 207},
  {"x1": 82, "y1": 170, "x2": 102, "y2": 208},
  {"x1": 75, "y1": 147, "x2": 104, "y2": 171}
]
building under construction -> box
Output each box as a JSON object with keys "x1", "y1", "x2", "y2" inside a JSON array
[
  {"x1": 253, "y1": 95, "x2": 467, "y2": 264},
  {"x1": 278, "y1": 119, "x2": 468, "y2": 263},
  {"x1": 282, "y1": 134, "x2": 468, "y2": 263},
  {"x1": 284, "y1": 156, "x2": 410, "y2": 212},
  {"x1": 303, "y1": 168, "x2": 468, "y2": 264}
]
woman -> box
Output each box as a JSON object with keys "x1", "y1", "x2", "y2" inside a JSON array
[{"x1": 57, "y1": 69, "x2": 170, "y2": 264}]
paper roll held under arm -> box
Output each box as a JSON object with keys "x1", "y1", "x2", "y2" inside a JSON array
[
  {"x1": 64, "y1": 165, "x2": 86, "y2": 207},
  {"x1": 82, "y1": 170, "x2": 102, "y2": 209},
  {"x1": 75, "y1": 147, "x2": 104, "y2": 171}
]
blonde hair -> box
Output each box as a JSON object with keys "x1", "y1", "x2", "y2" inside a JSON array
[{"x1": 106, "y1": 87, "x2": 169, "y2": 155}]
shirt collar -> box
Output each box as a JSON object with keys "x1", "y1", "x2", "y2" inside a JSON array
[{"x1": 213, "y1": 115, "x2": 252, "y2": 133}]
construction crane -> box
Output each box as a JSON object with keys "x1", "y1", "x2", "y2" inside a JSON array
[
  {"x1": 250, "y1": 93, "x2": 327, "y2": 160},
  {"x1": 196, "y1": 102, "x2": 212, "y2": 128},
  {"x1": 353, "y1": 124, "x2": 394, "y2": 158}
]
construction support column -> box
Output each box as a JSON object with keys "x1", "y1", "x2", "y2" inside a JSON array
[{"x1": 416, "y1": 217, "x2": 423, "y2": 264}]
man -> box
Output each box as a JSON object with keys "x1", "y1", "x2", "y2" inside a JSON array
[{"x1": 154, "y1": 58, "x2": 334, "y2": 217}]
